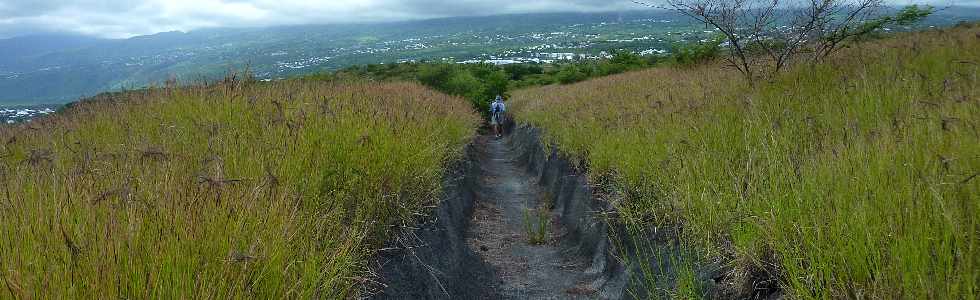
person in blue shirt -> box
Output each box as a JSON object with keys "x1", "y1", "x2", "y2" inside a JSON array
[{"x1": 490, "y1": 95, "x2": 506, "y2": 138}]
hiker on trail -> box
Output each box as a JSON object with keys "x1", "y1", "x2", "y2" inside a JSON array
[{"x1": 490, "y1": 95, "x2": 506, "y2": 138}]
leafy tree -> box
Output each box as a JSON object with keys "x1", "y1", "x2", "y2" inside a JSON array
[
  {"x1": 467, "y1": 63, "x2": 509, "y2": 101},
  {"x1": 609, "y1": 50, "x2": 644, "y2": 66},
  {"x1": 417, "y1": 64, "x2": 456, "y2": 89},
  {"x1": 308, "y1": 51, "x2": 672, "y2": 111},
  {"x1": 444, "y1": 71, "x2": 488, "y2": 111},
  {"x1": 815, "y1": 5, "x2": 934, "y2": 60},
  {"x1": 892, "y1": 5, "x2": 934, "y2": 26},
  {"x1": 503, "y1": 64, "x2": 544, "y2": 81},
  {"x1": 598, "y1": 62, "x2": 628, "y2": 76},
  {"x1": 556, "y1": 65, "x2": 588, "y2": 84},
  {"x1": 671, "y1": 35, "x2": 724, "y2": 66}
]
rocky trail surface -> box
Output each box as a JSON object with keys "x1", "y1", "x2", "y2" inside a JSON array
[{"x1": 465, "y1": 135, "x2": 600, "y2": 299}]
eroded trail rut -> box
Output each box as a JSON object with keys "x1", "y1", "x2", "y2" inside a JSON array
[
  {"x1": 466, "y1": 135, "x2": 599, "y2": 299},
  {"x1": 374, "y1": 128, "x2": 639, "y2": 299}
]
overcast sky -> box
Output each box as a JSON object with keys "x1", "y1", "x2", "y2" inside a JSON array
[{"x1": 0, "y1": 0, "x2": 972, "y2": 39}]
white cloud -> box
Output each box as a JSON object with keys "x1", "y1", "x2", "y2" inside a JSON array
[
  {"x1": 0, "y1": 0, "x2": 641, "y2": 38},
  {"x1": 0, "y1": 0, "x2": 972, "y2": 38}
]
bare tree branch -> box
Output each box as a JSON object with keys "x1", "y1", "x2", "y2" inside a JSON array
[{"x1": 634, "y1": 0, "x2": 905, "y2": 80}]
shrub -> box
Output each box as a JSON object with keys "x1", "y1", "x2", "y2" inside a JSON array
[
  {"x1": 556, "y1": 65, "x2": 588, "y2": 84},
  {"x1": 671, "y1": 35, "x2": 724, "y2": 66}
]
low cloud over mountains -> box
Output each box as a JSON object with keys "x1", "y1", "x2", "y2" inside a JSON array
[
  {"x1": 0, "y1": 0, "x2": 639, "y2": 38},
  {"x1": 0, "y1": 0, "x2": 971, "y2": 39}
]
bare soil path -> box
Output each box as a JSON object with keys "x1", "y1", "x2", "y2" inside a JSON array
[{"x1": 466, "y1": 135, "x2": 599, "y2": 299}]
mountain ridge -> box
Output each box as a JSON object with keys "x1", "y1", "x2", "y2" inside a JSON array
[{"x1": 1, "y1": 7, "x2": 978, "y2": 105}]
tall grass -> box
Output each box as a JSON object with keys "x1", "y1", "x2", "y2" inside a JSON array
[
  {"x1": 0, "y1": 79, "x2": 479, "y2": 298},
  {"x1": 510, "y1": 25, "x2": 979, "y2": 298}
]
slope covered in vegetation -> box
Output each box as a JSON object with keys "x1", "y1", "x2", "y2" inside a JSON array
[
  {"x1": 510, "y1": 24, "x2": 979, "y2": 298},
  {"x1": 0, "y1": 79, "x2": 479, "y2": 298},
  {"x1": 306, "y1": 51, "x2": 661, "y2": 116}
]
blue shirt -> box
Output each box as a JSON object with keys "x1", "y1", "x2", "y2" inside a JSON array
[{"x1": 490, "y1": 101, "x2": 506, "y2": 114}]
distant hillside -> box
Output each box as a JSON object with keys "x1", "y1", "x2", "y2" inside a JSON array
[
  {"x1": 0, "y1": 34, "x2": 105, "y2": 62},
  {"x1": 2, "y1": 7, "x2": 977, "y2": 105},
  {"x1": 0, "y1": 10, "x2": 689, "y2": 104}
]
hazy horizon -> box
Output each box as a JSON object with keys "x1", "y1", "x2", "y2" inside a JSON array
[{"x1": 0, "y1": 0, "x2": 971, "y2": 39}]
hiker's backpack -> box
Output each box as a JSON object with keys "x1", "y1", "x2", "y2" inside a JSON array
[{"x1": 492, "y1": 102, "x2": 501, "y2": 114}]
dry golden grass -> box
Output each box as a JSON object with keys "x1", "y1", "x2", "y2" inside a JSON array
[
  {"x1": 511, "y1": 25, "x2": 979, "y2": 298},
  {"x1": 0, "y1": 79, "x2": 479, "y2": 298}
]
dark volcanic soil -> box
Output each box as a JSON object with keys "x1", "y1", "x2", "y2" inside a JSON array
[{"x1": 466, "y1": 135, "x2": 600, "y2": 299}]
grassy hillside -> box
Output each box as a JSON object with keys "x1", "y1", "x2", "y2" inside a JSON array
[
  {"x1": 511, "y1": 24, "x2": 979, "y2": 298},
  {"x1": 0, "y1": 79, "x2": 479, "y2": 297}
]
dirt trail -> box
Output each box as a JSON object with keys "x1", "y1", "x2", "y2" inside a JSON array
[{"x1": 466, "y1": 135, "x2": 599, "y2": 299}]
